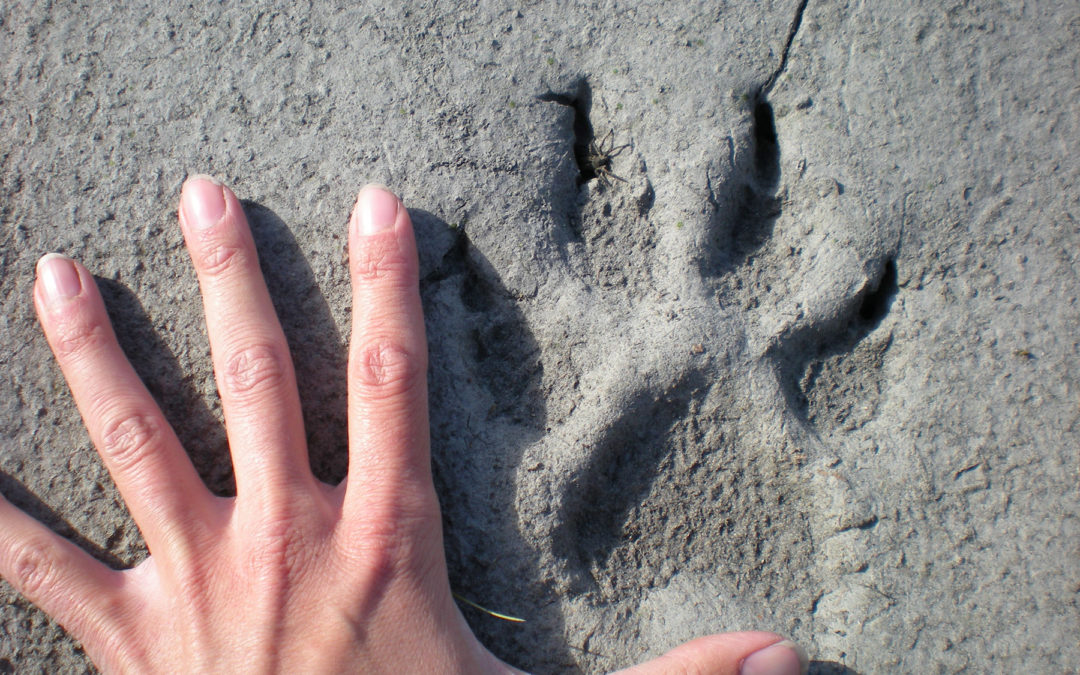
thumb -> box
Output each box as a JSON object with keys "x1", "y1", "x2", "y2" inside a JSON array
[{"x1": 614, "y1": 632, "x2": 809, "y2": 675}]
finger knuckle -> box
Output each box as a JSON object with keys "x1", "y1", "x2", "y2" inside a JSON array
[
  {"x1": 350, "y1": 341, "x2": 420, "y2": 398},
  {"x1": 352, "y1": 237, "x2": 410, "y2": 283},
  {"x1": 247, "y1": 516, "x2": 317, "y2": 587},
  {"x1": 194, "y1": 234, "x2": 247, "y2": 278},
  {"x1": 342, "y1": 494, "x2": 441, "y2": 581},
  {"x1": 340, "y1": 529, "x2": 404, "y2": 591},
  {"x1": 8, "y1": 536, "x2": 63, "y2": 601},
  {"x1": 51, "y1": 315, "x2": 109, "y2": 360},
  {"x1": 223, "y1": 342, "x2": 288, "y2": 398},
  {"x1": 100, "y1": 413, "x2": 162, "y2": 473}
]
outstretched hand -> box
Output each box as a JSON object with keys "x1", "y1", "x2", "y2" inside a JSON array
[{"x1": 0, "y1": 177, "x2": 807, "y2": 674}]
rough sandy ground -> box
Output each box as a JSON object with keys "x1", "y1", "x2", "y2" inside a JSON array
[{"x1": 1, "y1": 1, "x2": 1077, "y2": 672}]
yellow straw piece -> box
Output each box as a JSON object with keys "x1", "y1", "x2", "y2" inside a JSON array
[{"x1": 452, "y1": 592, "x2": 526, "y2": 623}]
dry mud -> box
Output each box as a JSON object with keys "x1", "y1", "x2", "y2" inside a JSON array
[{"x1": 1, "y1": 2, "x2": 1077, "y2": 672}]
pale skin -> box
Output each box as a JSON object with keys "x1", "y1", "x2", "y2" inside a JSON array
[{"x1": 0, "y1": 177, "x2": 808, "y2": 674}]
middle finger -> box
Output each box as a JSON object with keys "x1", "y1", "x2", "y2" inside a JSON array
[{"x1": 178, "y1": 176, "x2": 312, "y2": 501}]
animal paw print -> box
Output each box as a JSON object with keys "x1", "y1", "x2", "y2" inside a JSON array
[{"x1": 421, "y1": 75, "x2": 899, "y2": 666}]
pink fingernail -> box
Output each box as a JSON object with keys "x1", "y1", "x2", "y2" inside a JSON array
[
  {"x1": 37, "y1": 253, "x2": 82, "y2": 301},
  {"x1": 741, "y1": 640, "x2": 809, "y2": 675},
  {"x1": 182, "y1": 174, "x2": 226, "y2": 230},
  {"x1": 354, "y1": 184, "x2": 399, "y2": 236}
]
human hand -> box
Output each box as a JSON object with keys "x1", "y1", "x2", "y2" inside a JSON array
[{"x1": 0, "y1": 177, "x2": 808, "y2": 674}]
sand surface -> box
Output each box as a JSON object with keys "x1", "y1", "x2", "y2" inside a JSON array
[{"x1": 1, "y1": 2, "x2": 1077, "y2": 672}]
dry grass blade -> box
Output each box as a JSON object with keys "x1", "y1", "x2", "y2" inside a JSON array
[{"x1": 452, "y1": 592, "x2": 527, "y2": 623}]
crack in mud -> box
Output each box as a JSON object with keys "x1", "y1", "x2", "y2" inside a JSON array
[{"x1": 760, "y1": 0, "x2": 810, "y2": 97}]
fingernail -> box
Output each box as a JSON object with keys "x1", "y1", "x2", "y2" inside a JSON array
[
  {"x1": 354, "y1": 184, "x2": 399, "y2": 236},
  {"x1": 181, "y1": 174, "x2": 226, "y2": 230},
  {"x1": 37, "y1": 253, "x2": 82, "y2": 301},
  {"x1": 741, "y1": 640, "x2": 809, "y2": 675}
]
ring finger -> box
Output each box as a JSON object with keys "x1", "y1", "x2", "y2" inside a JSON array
[{"x1": 32, "y1": 254, "x2": 215, "y2": 554}]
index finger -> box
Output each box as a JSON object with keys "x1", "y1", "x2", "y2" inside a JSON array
[{"x1": 343, "y1": 186, "x2": 433, "y2": 517}]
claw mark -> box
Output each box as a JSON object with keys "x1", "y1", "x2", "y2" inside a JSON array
[
  {"x1": 538, "y1": 80, "x2": 628, "y2": 187},
  {"x1": 858, "y1": 259, "x2": 898, "y2": 324}
]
